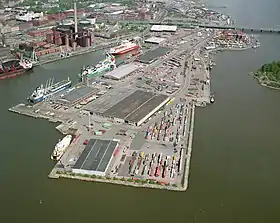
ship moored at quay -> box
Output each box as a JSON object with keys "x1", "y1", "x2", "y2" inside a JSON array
[
  {"x1": 78, "y1": 53, "x2": 116, "y2": 81},
  {"x1": 0, "y1": 59, "x2": 33, "y2": 80},
  {"x1": 51, "y1": 135, "x2": 72, "y2": 161},
  {"x1": 28, "y1": 77, "x2": 72, "y2": 104}
]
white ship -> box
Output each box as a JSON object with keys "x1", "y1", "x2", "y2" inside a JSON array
[{"x1": 51, "y1": 135, "x2": 72, "y2": 161}]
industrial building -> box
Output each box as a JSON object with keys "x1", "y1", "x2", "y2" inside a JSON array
[
  {"x1": 56, "y1": 86, "x2": 98, "y2": 106},
  {"x1": 144, "y1": 37, "x2": 166, "y2": 44},
  {"x1": 50, "y1": 25, "x2": 94, "y2": 48},
  {"x1": 72, "y1": 139, "x2": 119, "y2": 177},
  {"x1": 100, "y1": 90, "x2": 170, "y2": 126},
  {"x1": 150, "y1": 25, "x2": 177, "y2": 32},
  {"x1": 138, "y1": 47, "x2": 170, "y2": 64},
  {"x1": 103, "y1": 63, "x2": 139, "y2": 80}
]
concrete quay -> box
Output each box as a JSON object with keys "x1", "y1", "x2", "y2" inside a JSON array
[{"x1": 9, "y1": 28, "x2": 217, "y2": 191}]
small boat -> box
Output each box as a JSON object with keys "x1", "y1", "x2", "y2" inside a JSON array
[{"x1": 210, "y1": 94, "x2": 215, "y2": 103}]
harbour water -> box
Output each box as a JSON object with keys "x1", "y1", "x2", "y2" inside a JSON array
[{"x1": 1, "y1": 0, "x2": 280, "y2": 222}]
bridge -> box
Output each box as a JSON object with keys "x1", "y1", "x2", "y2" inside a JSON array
[{"x1": 118, "y1": 20, "x2": 280, "y2": 34}]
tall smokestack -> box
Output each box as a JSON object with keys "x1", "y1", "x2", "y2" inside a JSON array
[{"x1": 74, "y1": 2, "x2": 78, "y2": 39}]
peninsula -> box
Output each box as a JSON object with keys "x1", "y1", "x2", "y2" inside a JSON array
[{"x1": 253, "y1": 61, "x2": 280, "y2": 89}]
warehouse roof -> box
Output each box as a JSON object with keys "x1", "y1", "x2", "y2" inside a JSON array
[
  {"x1": 138, "y1": 47, "x2": 170, "y2": 64},
  {"x1": 150, "y1": 25, "x2": 177, "y2": 32},
  {"x1": 104, "y1": 63, "x2": 139, "y2": 80},
  {"x1": 102, "y1": 90, "x2": 155, "y2": 119},
  {"x1": 61, "y1": 86, "x2": 98, "y2": 103},
  {"x1": 145, "y1": 37, "x2": 166, "y2": 44},
  {"x1": 125, "y1": 94, "x2": 169, "y2": 123},
  {"x1": 73, "y1": 139, "x2": 118, "y2": 172}
]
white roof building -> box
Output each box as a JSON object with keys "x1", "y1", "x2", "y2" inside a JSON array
[
  {"x1": 104, "y1": 63, "x2": 139, "y2": 80},
  {"x1": 144, "y1": 37, "x2": 166, "y2": 44},
  {"x1": 150, "y1": 25, "x2": 177, "y2": 32}
]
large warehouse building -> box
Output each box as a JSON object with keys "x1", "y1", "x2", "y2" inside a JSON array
[
  {"x1": 103, "y1": 63, "x2": 139, "y2": 80},
  {"x1": 144, "y1": 37, "x2": 166, "y2": 44},
  {"x1": 137, "y1": 47, "x2": 170, "y2": 64},
  {"x1": 99, "y1": 90, "x2": 170, "y2": 126},
  {"x1": 150, "y1": 25, "x2": 177, "y2": 32},
  {"x1": 72, "y1": 139, "x2": 118, "y2": 176}
]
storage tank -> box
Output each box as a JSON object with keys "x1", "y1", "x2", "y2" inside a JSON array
[
  {"x1": 46, "y1": 33, "x2": 53, "y2": 43},
  {"x1": 85, "y1": 37, "x2": 91, "y2": 47}
]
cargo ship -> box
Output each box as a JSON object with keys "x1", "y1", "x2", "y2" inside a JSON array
[
  {"x1": 109, "y1": 40, "x2": 140, "y2": 55},
  {"x1": 0, "y1": 59, "x2": 33, "y2": 80},
  {"x1": 28, "y1": 77, "x2": 72, "y2": 104},
  {"x1": 78, "y1": 53, "x2": 116, "y2": 80},
  {"x1": 51, "y1": 135, "x2": 72, "y2": 161}
]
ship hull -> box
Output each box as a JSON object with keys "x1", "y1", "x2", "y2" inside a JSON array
[
  {"x1": 79, "y1": 66, "x2": 113, "y2": 80},
  {"x1": 0, "y1": 67, "x2": 33, "y2": 80},
  {"x1": 29, "y1": 81, "x2": 72, "y2": 104},
  {"x1": 111, "y1": 45, "x2": 140, "y2": 55},
  {"x1": 87, "y1": 67, "x2": 112, "y2": 79},
  {"x1": 51, "y1": 135, "x2": 72, "y2": 161}
]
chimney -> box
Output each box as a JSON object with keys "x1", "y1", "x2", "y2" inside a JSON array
[
  {"x1": 74, "y1": 2, "x2": 78, "y2": 39},
  {"x1": 65, "y1": 33, "x2": 69, "y2": 48}
]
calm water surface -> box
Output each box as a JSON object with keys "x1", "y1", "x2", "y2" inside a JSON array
[{"x1": 1, "y1": 0, "x2": 280, "y2": 222}]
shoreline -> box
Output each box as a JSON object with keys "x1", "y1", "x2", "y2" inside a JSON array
[{"x1": 250, "y1": 72, "x2": 280, "y2": 90}]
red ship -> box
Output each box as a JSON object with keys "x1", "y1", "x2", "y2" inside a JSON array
[
  {"x1": 0, "y1": 59, "x2": 33, "y2": 80},
  {"x1": 109, "y1": 40, "x2": 140, "y2": 55}
]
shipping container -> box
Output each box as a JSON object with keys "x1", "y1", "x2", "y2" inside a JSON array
[{"x1": 113, "y1": 148, "x2": 118, "y2": 157}]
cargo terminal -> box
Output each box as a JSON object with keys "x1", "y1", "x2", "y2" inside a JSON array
[{"x1": 7, "y1": 24, "x2": 215, "y2": 191}]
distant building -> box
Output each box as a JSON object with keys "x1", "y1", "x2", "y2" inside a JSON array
[{"x1": 150, "y1": 25, "x2": 177, "y2": 32}]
